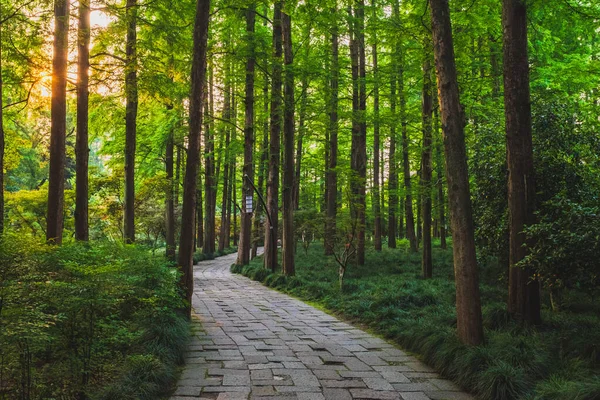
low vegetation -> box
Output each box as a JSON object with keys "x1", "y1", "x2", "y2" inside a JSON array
[
  {"x1": 233, "y1": 241, "x2": 600, "y2": 400},
  {"x1": 0, "y1": 235, "x2": 188, "y2": 399}
]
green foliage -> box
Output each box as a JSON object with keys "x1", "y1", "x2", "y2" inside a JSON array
[
  {"x1": 233, "y1": 242, "x2": 600, "y2": 400},
  {"x1": 521, "y1": 197, "x2": 600, "y2": 303},
  {"x1": 0, "y1": 236, "x2": 187, "y2": 399}
]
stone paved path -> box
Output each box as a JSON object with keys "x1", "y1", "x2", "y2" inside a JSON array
[{"x1": 171, "y1": 252, "x2": 473, "y2": 400}]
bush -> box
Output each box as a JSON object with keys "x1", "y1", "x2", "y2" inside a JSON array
[{"x1": 0, "y1": 236, "x2": 188, "y2": 399}]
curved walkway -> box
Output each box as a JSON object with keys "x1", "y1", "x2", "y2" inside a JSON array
[{"x1": 171, "y1": 252, "x2": 473, "y2": 400}]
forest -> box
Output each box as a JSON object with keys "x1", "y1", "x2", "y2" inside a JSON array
[{"x1": 1, "y1": 0, "x2": 599, "y2": 399}]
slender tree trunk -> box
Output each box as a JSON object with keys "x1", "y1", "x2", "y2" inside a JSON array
[
  {"x1": 177, "y1": 0, "x2": 211, "y2": 315},
  {"x1": 237, "y1": 4, "x2": 256, "y2": 266},
  {"x1": 372, "y1": 0, "x2": 381, "y2": 251},
  {"x1": 218, "y1": 70, "x2": 231, "y2": 253},
  {"x1": 47, "y1": 0, "x2": 70, "y2": 245},
  {"x1": 232, "y1": 164, "x2": 238, "y2": 246},
  {"x1": 75, "y1": 0, "x2": 90, "y2": 241},
  {"x1": 429, "y1": 0, "x2": 484, "y2": 345},
  {"x1": 325, "y1": 7, "x2": 339, "y2": 256},
  {"x1": 165, "y1": 105, "x2": 176, "y2": 261},
  {"x1": 252, "y1": 62, "x2": 270, "y2": 258},
  {"x1": 421, "y1": 55, "x2": 433, "y2": 278},
  {"x1": 204, "y1": 68, "x2": 216, "y2": 255},
  {"x1": 503, "y1": 0, "x2": 541, "y2": 324},
  {"x1": 0, "y1": 22, "x2": 4, "y2": 234},
  {"x1": 434, "y1": 108, "x2": 447, "y2": 249},
  {"x1": 175, "y1": 145, "x2": 181, "y2": 206},
  {"x1": 282, "y1": 11, "x2": 295, "y2": 276},
  {"x1": 265, "y1": 1, "x2": 283, "y2": 272},
  {"x1": 400, "y1": 69, "x2": 416, "y2": 252},
  {"x1": 123, "y1": 0, "x2": 138, "y2": 243},
  {"x1": 356, "y1": 0, "x2": 367, "y2": 265},
  {"x1": 388, "y1": 8, "x2": 398, "y2": 249}
]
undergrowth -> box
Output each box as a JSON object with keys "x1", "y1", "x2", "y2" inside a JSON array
[
  {"x1": 0, "y1": 235, "x2": 189, "y2": 399},
  {"x1": 232, "y1": 240, "x2": 600, "y2": 400}
]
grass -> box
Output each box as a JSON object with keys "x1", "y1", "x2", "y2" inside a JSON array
[{"x1": 232, "y1": 239, "x2": 600, "y2": 400}]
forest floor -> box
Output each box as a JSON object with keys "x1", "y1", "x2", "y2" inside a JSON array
[{"x1": 170, "y1": 250, "x2": 472, "y2": 400}]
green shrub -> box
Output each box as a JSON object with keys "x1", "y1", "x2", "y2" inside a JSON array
[{"x1": 0, "y1": 236, "x2": 188, "y2": 399}]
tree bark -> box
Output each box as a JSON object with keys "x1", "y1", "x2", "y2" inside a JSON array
[
  {"x1": 0, "y1": 21, "x2": 4, "y2": 234},
  {"x1": 503, "y1": 0, "x2": 541, "y2": 324},
  {"x1": 325, "y1": 8, "x2": 339, "y2": 256},
  {"x1": 177, "y1": 0, "x2": 211, "y2": 315},
  {"x1": 218, "y1": 67, "x2": 232, "y2": 253},
  {"x1": 75, "y1": 0, "x2": 90, "y2": 241},
  {"x1": 429, "y1": 0, "x2": 484, "y2": 345},
  {"x1": 237, "y1": 4, "x2": 256, "y2": 266},
  {"x1": 421, "y1": 55, "x2": 433, "y2": 279},
  {"x1": 204, "y1": 66, "x2": 216, "y2": 255},
  {"x1": 434, "y1": 107, "x2": 447, "y2": 249},
  {"x1": 282, "y1": 11, "x2": 295, "y2": 276},
  {"x1": 264, "y1": 1, "x2": 283, "y2": 272},
  {"x1": 123, "y1": 0, "x2": 138, "y2": 244},
  {"x1": 356, "y1": 0, "x2": 367, "y2": 265},
  {"x1": 165, "y1": 105, "x2": 176, "y2": 261},
  {"x1": 47, "y1": 0, "x2": 70, "y2": 245},
  {"x1": 372, "y1": 0, "x2": 381, "y2": 251},
  {"x1": 388, "y1": 4, "x2": 400, "y2": 250}
]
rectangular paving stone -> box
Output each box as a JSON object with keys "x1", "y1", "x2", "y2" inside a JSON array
[
  {"x1": 363, "y1": 378, "x2": 395, "y2": 391},
  {"x1": 349, "y1": 389, "x2": 400, "y2": 400},
  {"x1": 399, "y1": 393, "x2": 430, "y2": 400}
]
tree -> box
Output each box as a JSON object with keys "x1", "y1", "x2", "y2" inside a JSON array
[
  {"x1": 503, "y1": 0, "x2": 541, "y2": 324},
  {"x1": 421, "y1": 52, "x2": 433, "y2": 278},
  {"x1": 264, "y1": 1, "x2": 282, "y2": 272},
  {"x1": 281, "y1": 9, "x2": 295, "y2": 276},
  {"x1": 204, "y1": 65, "x2": 216, "y2": 256},
  {"x1": 177, "y1": 0, "x2": 211, "y2": 314},
  {"x1": 46, "y1": 0, "x2": 70, "y2": 245},
  {"x1": 124, "y1": 0, "x2": 138, "y2": 244},
  {"x1": 165, "y1": 105, "x2": 176, "y2": 261},
  {"x1": 0, "y1": 15, "x2": 4, "y2": 235},
  {"x1": 371, "y1": 0, "x2": 381, "y2": 251},
  {"x1": 324, "y1": 6, "x2": 339, "y2": 256},
  {"x1": 429, "y1": 0, "x2": 484, "y2": 345},
  {"x1": 237, "y1": 4, "x2": 256, "y2": 266},
  {"x1": 75, "y1": 0, "x2": 90, "y2": 241}
]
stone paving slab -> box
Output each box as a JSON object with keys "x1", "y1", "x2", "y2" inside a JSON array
[{"x1": 171, "y1": 251, "x2": 473, "y2": 400}]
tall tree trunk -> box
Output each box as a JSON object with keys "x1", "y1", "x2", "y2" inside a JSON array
[
  {"x1": 75, "y1": 0, "x2": 90, "y2": 241},
  {"x1": 400, "y1": 68, "x2": 416, "y2": 252},
  {"x1": 204, "y1": 66, "x2": 216, "y2": 255},
  {"x1": 165, "y1": 105, "x2": 176, "y2": 261},
  {"x1": 232, "y1": 164, "x2": 238, "y2": 246},
  {"x1": 177, "y1": 0, "x2": 211, "y2": 315},
  {"x1": 421, "y1": 54, "x2": 433, "y2": 278},
  {"x1": 0, "y1": 21, "x2": 4, "y2": 234},
  {"x1": 372, "y1": 0, "x2": 381, "y2": 251},
  {"x1": 252, "y1": 60, "x2": 270, "y2": 258},
  {"x1": 429, "y1": 0, "x2": 484, "y2": 345},
  {"x1": 434, "y1": 107, "x2": 447, "y2": 249},
  {"x1": 47, "y1": 0, "x2": 70, "y2": 245},
  {"x1": 348, "y1": 3, "x2": 366, "y2": 265},
  {"x1": 237, "y1": 4, "x2": 256, "y2": 266},
  {"x1": 124, "y1": 0, "x2": 138, "y2": 244},
  {"x1": 388, "y1": 5, "x2": 399, "y2": 249},
  {"x1": 503, "y1": 0, "x2": 541, "y2": 324},
  {"x1": 281, "y1": 11, "x2": 295, "y2": 276},
  {"x1": 218, "y1": 68, "x2": 232, "y2": 253},
  {"x1": 325, "y1": 7, "x2": 339, "y2": 256},
  {"x1": 265, "y1": 1, "x2": 283, "y2": 272},
  {"x1": 356, "y1": 0, "x2": 367, "y2": 265}
]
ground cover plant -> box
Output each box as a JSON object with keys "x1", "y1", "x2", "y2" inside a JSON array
[
  {"x1": 233, "y1": 241, "x2": 600, "y2": 400},
  {"x1": 0, "y1": 235, "x2": 188, "y2": 399}
]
